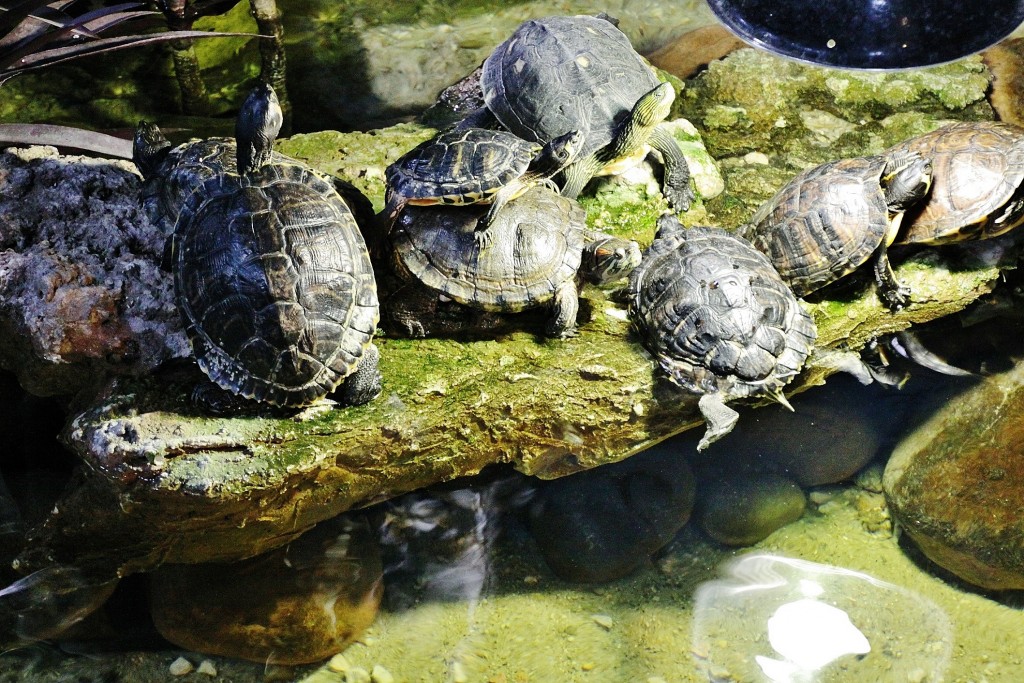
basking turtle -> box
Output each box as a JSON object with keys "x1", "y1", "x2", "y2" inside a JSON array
[
  {"x1": 384, "y1": 185, "x2": 641, "y2": 338},
  {"x1": 743, "y1": 151, "x2": 933, "y2": 310},
  {"x1": 628, "y1": 217, "x2": 817, "y2": 451},
  {"x1": 170, "y1": 83, "x2": 381, "y2": 409},
  {"x1": 133, "y1": 124, "x2": 239, "y2": 234},
  {"x1": 384, "y1": 127, "x2": 583, "y2": 238},
  {"x1": 887, "y1": 121, "x2": 1024, "y2": 244},
  {"x1": 480, "y1": 14, "x2": 695, "y2": 209}
]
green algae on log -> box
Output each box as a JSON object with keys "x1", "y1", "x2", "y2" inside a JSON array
[{"x1": 17, "y1": 243, "x2": 1006, "y2": 577}]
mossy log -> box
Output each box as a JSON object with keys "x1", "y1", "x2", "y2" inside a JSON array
[{"x1": 17, "y1": 228, "x2": 1007, "y2": 577}]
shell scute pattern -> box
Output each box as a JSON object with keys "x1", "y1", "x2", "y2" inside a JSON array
[
  {"x1": 888, "y1": 121, "x2": 1024, "y2": 243},
  {"x1": 174, "y1": 162, "x2": 378, "y2": 406},
  {"x1": 629, "y1": 221, "x2": 816, "y2": 450},
  {"x1": 393, "y1": 188, "x2": 584, "y2": 312},
  {"x1": 387, "y1": 127, "x2": 539, "y2": 205},
  {"x1": 746, "y1": 156, "x2": 893, "y2": 297},
  {"x1": 485, "y1": 15, "x2": 656, "y2": 156}
]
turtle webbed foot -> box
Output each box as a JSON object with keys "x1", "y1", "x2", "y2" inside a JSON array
[
  {"x1": 696, "y1": 393, "x2": 739, "y2": 451},
  {"x1": 880, "y1": 282, "x2": 911, "y2": 311},
  {"x1": 665, "y1": 181, "x2": 696, "y2": 213}
]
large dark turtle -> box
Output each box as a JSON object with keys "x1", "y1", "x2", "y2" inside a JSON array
[
  {"x1": 887, "y1": 121, "x2": 1024, "y2": 244},
  {"x1": 384, "y1": 185, "x2": 641, "y2": 338},
  {"x1": 170, "y1": 83, "x2": 381, "y2": 409},
  {"x1": 742, "y1": 151, "x2": 932, "y2": 310},
  {"x1": 479, "y1": 14, "x2": 694, "y2": 210},
  {"x1": 628, "y1": 217, "x2": 817, "y2": 451},
  {"x1": 383, "y1": 127, "x2": 583, "y2": 237}
]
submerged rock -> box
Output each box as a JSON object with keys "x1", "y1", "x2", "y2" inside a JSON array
[
  {"x1": 884, "y1": 357, "x2": 1024, "y2": 590},
  {"x1": 149, "y1": 515, "x2": 382, "y2": 665},
  {"x1": 528, "y1": 444, "x2": 695, "y2": 582},
  {"x1": 695, "y1": 470, "x2": 806, "y2": 547}
]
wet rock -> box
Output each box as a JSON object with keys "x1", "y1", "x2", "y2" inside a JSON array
[
  {"x1": 696, "y1": 470, "x2": 806, "y2": 546},
  {"x1": 646, "y1": 25, "x2": 746, "y2": 80},
  {"x1": 150, "y1": 515, "x2": 382, "y2": 665},
  {"x1": 982, "y1": 38, "x2": 1024, "y2": 127},
  {"x1": 0, "y1": 146, "x2": 188, "y2": 396},
  {"x1": 884, "y1": 358, "x2": 1024, "y2": 590},
  {"x1": 529, "y1": 445, "x2": 695, "y2": 582}
]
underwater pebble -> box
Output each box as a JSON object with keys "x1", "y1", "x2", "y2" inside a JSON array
[
  {"x1": 592, "y1": 614, "x2": 614, "y2": 630},
  {"x1": 370, "y1": 665, "x2": 395, "y2": 683},
  {"x1": 328, "y1": 654, "x2": 351, "y2": 673},
  {"x1": 743, "y1": 151, "x2": 770, "y2": 165},
  {"x1": 451, "y1": 660, "x2": 469, "y2": 683},
  {"x1": 196, "y1": 660, "x2": 218, "y2": 677},
  {"x1": 346, "y1": 667, "x2": 371, "y2": 683},
  {"x1": 169, "y1": 657, "x2": 193, "y2": 676}
]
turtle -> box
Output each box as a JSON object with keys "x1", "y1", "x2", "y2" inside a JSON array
[
  {"x1": 886, "y1": 121, "x2": 1024, "y2": 245},
  {"x1": 478, "y1": 14, "x2": 695, "y2": 210},
  {"x1": 383, "y1": 126, "x2": 584, "y2": 238},
  {"x1": 742, "y1": 151, "x2": 933, "y2": 310},
  {"x1": 628, "y1": 216, "x2": 818, "y2": 451},
  {"x1": 383, "y1": 184, "x2": 641, "y2": 338},
  {"x1": 133, "y1": 124, "x2": 239, "y2": 235},
  {"x1": 169, "y1": 82, "x2": 381, "y2": 410}
]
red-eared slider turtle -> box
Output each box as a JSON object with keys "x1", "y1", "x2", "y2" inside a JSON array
[
  {"x1": 171, "y1": 83, "x2": 381, "y2": 409},
  {"x1": 383, "y1": 127, "x2": 583, "y2": 238},
  {"x1": 479, "y1": 14, "x2": 695, "y2": 210},
  {"x1": 384, "y1": 185, "x2": 641, "y2": 338},
  {"x1": 743, "y1": 152, "x2": 932, "y2": 310},
  {"x1": 628, "y1": 217, "x2": 817, "y2": 451},
  {"x1": 887, "y1": 121, "x2": 1024, "y2": 244}
]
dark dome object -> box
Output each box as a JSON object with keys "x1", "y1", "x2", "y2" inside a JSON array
[{"x1": 707, "y1": 0, "x2": 1024, "y2": 69}]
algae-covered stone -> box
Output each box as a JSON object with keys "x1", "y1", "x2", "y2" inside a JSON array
[
  {"x1": 696, "y1": 471, "x2": 806, "y2": 546},
  {"x1": 150, "y1": 515, "x2": 382, "y2": 664},
  {"x1": 884, "y1": 357, "x2": 1024, "y2": 590},
  {"x1": 680, "y1": 48, "x2": 992, "y2": 163}
]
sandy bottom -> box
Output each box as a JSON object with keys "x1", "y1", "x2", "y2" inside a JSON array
[{"x1": 2, "y1": 471, "x2": 1020, "y2": 683}]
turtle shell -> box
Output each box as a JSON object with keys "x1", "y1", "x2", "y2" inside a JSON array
[
  {"x1": 173, "y1": 162, "x2": 379, "y2": 407},
  {"x1": 481, "y1": 15, "x2": 660, "y2": 158},
  {"x1": 141, "y1": 137, "x2": 290, "y2": 234},
  {"x1": 628, "y1": 222, "x2": 816, "y2": 400},
  {"x1": 888, "y1": 121, "x2": 1024, "y2": 244},
  {"x1": 744, "y1": 155, "x2": 894, "y2": 297},
  {"x1": 385, "y1": 128, "x2": 541, "y2": 206},
  {"x1": 391, "y1": 185, "x2": 586, "y2": 311}
]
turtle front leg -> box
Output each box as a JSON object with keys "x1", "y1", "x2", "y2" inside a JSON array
[
  {"x1": 648, "y1": 126, "x2": 695, "y2": 212},
  {"x1": 477, "y1": 180, "x2": 525, "y2": 241},
  {"x1": 696, "y1": 393, "x2": 739, "y2": 451},
  {"x1": 872, "y1": 243, "x2": 910, "y2": 310},
  {"x1": 546, "y1": 280, "x2": 580, "y2": 338}
]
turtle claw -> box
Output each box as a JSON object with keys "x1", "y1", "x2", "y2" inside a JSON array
[
  {"x1": 696, "y1": 393, "x2": 739, "y2": 451},
  {"x1": 881, "y1": 283, "x2": 911, "y2": 311},
  {"x1": 474, "y1": 227, "x2": 494, "y2": 248},
  {"x1": 666, "y1": 183, "x2": 696, "y2": 213}
]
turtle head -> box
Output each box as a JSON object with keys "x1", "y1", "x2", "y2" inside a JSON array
[
  {"x1": 235, "y1": 82, "x2": 284, "y2": 176},
  {"x1": 132, "y1": 121, "x2": 172, "y2": 179},
  {"x1": 532, "y1": 130, "x2": 585, "y2": 177},
  {"x1": 632, "y1": 81, "x2": 675, "y2": 128},
  {"x1": 582, "y1": 236, "x2": 642, "y2": 284},
  {"x1": 881, "y1": 150, "x2": 933, "y2": 212}
]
